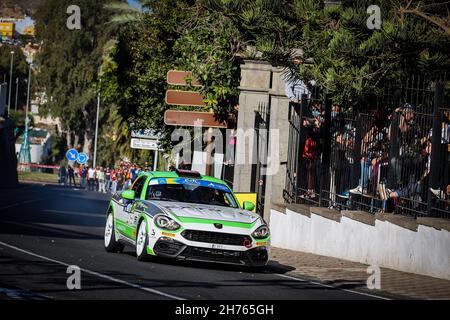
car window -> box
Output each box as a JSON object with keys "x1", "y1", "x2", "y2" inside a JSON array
[
  {"x1": 145, "y1": 182, "x2": 238, "y2": 208},
  {"x1": 132, "y1": 176, "x2": 147, "y2": 199}
]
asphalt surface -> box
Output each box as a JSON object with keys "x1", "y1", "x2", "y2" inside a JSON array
[{"x1": 0, "y1": 183, "x2": 385, "y2": 300}]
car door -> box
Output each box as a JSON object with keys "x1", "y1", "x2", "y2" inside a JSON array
[{"x1": 124, "y1": 176, "x2": 147, "y2": 239}]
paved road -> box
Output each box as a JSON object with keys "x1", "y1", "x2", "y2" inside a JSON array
[{"x1": 0, "y1": 183, "x2": 383, "y2": 300}]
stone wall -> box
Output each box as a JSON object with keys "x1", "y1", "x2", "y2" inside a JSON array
[{"x1": 270, "y1": 205, "x2": 450, "y2": 280}]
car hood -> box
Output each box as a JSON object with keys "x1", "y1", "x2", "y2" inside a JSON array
[{"x1": 147, "y1": 201, "x2": 259, "y2": 224}]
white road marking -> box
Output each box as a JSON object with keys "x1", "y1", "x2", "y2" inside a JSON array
[
  {"x1": 0, "y1": 241, "x2": 185, "y2": 300},
  {"x1": 1, "y1": 220, "x2": 97, "y2": 238},
  {"x1": 0, "y1": 287, "x2": 49, "y2": 300},
  {"x1": 0, "y1": 198, "x2": 47, "y2": 211},
  {"x1": 275, "y1": 273, "x2": 390, "y2": 300},
  {"x1": 23, "y1": 198, "x2": 47, "y2": 204},
  {"x1": 43, "y1": 209, "x2": 105, "y2": 218},
  {"x1": 0, "y1": 203, "x2": 19, "y2": 211}
]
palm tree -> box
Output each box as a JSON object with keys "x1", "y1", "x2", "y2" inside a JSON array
[{"x1": 104, "y1": 0, "x2": 144, "y2": 29}]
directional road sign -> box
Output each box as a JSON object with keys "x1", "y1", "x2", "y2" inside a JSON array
[
  {"x1": 164, "y1": 110, "x2": 227, "y2": 128},
  {"x1": 77, "y1": 152, "x2": 89, "y2": 165},
  {"x1": 66, "y1": 149, "x2": 79, "y2": 162},
  {"x1": 165, "y1": 90, "x2": 206, "y2": 107},
  {"x1": 166, "y1": 70, "x2": 201, "y2": 87}
]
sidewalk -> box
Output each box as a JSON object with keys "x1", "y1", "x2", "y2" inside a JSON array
[{"x1": 269, "y1": 247, "x2": 450, "y2": 300}]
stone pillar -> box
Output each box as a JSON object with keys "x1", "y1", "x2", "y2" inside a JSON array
[
  {"x1": 263, "y1": 67, "x2": 290, "y2": 222},
  {"x1": 233, "y1": 60, "x2": 272, "y2": 192},
  {"x1": 233, "y1": 61, "x2": 290, "y2": 223}
]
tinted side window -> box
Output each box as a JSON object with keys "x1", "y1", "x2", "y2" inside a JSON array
[{"x1": 132, "y1": 176, "x2": 147, "y2": 199}]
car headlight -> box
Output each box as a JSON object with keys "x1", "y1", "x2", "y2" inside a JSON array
[
  {"x1": 154, "y1": 214, "x2": 181, "y2": 231},
  {"x1": 252, "y1": 225, "x2": 270, "y2": 239}
]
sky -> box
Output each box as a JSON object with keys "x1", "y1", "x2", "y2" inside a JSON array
[
  {"x1": 14, "y1": 15, "x2": 34, "y2": 34},
  {"x1": 127, "y1": 0, "x2": 143, "y2": 12}
]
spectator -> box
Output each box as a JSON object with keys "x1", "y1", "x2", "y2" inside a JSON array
[
  {"x1": 116, "y1": 170, "x2": 123, "y2": 191},
  {"x1": 111, "y1": 169, "x2": 118, "y2": 193},
  {"x1": 105, "y1": 168, "x2": 111, "y2": 193},
  {"x1": 81, "y1": 166, "x2": 88, "y2": 189},
  {"x1": 284, "y1": 72, "x2": 313, "y2": 104},
  {"x1": 97, "y1": 167, "x2": 105, "y2": 193},
  {"x1": 58, "y1": 164, "x2": 67, "y2": 186},
  {"x1": 88, "y1": 166, "x2": 95, "y2": 191},
  {"x1": 94, "y1": 167, "x2": 100, "y2": 192},
  {"x1": 67, "y1": 165, "x2": 76, "y2": 187},
  {"x1": 301, "y1": 129, "x2": 319, "y2": 199}
]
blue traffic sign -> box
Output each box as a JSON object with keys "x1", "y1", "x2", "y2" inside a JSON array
[
  {"x1": 77, "y1": 153, "x2": 89, "y2": 165},
  {"x1": 66, "y1": 149, "x2": 79, "y2": 162}
]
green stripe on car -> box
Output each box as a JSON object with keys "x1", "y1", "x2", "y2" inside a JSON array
[{"x1": 175, "y1": 216, "x2": 257, "y2": 229}]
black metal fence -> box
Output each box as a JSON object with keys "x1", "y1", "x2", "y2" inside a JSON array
[
  {"x1": 284, "y1": 77, "x2": 450, "y2": 219},
  {"x1": 252, "y1": 103, "x2": 271, "y2": 216}
]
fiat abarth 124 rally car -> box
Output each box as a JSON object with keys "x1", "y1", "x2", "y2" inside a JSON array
[{"x1": 104, "y1": 170, "x2": 270, "y2": 267}]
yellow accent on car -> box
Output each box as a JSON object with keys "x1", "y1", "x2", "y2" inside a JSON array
[{"x1": 162, "y1": 232, "x2": 176, "y2": 237}]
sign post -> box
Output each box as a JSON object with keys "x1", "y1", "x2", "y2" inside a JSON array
[
  {"x1": 130, "y1": 130, "x2": 163, "y2": 171},
  {"x1": 165, "y1": 71, "x2": 228, "y2": 177}
]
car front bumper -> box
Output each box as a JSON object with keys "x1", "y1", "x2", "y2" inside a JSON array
[{"x1": 152, "y1": 237, "x2": 269, "y2": 267}]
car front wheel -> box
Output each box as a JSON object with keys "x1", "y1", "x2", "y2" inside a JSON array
[
  {"x1": 104, "y1": 212, "x2": 124, "y2": 253},
  {"x1": 136, "y1": 219, "x2": 151, "y2": 261}
]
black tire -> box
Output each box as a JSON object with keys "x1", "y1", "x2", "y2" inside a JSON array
[
  {"x1": 249, "y1": 265, "x2": 267, "y2": 273},
  {"x1": 136, "y1": 219, "x2": 152, "y2": 261},
  {"x1": 104, "y1": 212, "x2": 124, "y2": 253}
]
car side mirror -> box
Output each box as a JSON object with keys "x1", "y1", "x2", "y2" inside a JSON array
[
  {"x1": 121, "y1": 190, "x2": 136, "y2": 201},
  {"x1": 243, "y1": 201, "x2": 255, "y2": 211}
]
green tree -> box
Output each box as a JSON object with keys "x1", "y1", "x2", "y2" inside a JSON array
[
  {"x1": 34, "y1": 0, "x2": 109, "y2": 158},
  {"x1": 0, "y1": 45, "x2": 29, "y2": 111},
  {"x1": 100, "y1": 0, "x2": 194, "y2": 160}
]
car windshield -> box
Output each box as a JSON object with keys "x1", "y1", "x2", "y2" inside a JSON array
[{"x1": 145, "y1": 180, "x2": 238, "y2": 208}]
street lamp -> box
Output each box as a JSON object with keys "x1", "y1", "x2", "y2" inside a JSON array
[
  {"x1": 18, "y1": 58, "x2": 32, "y2": 172},
  {"x1": 93, "y1": 66, "x2": 102, "y2": 169},
  {"x1": 8, "y1": 50, "x2": 14, "y2": 113},
  {"x1": 15, "y1": 77, "x2": 19, "y2": 111}
]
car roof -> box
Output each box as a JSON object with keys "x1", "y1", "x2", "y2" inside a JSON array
[{"x1": 139, "y1": 171, "x2": 229, "y2": 187}]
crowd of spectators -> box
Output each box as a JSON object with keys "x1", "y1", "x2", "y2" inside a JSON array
[{"x1": 58, "y1": 161, "x2": 153, "y2": 193}]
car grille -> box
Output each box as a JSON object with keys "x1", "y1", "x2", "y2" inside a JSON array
[
  {"x1": 182, "y1": 247, "x2": 244, "y2": 264},
  {"x1": 154, "y1": 239, "x2": 185, "y2": 256},
  {"x1": 181, "y1": 230, "x2": 251, "y2": 246}
]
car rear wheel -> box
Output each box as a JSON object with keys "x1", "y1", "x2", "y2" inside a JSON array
[
  {"x1": 104, "y1": 212, "x2": 124, "y2": 253},
  {"x1": 136, "y1": 219, "x2": 151, "y2": 261}
]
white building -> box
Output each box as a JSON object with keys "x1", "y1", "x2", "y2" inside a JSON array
[{"x1": 15, "y1": 128, "x2": 52, "y2": 164}]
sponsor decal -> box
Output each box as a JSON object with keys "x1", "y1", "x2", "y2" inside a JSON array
[
  {"x1": 162, "y1": 232, "x2": 176, "y2": 237},
  {"x1": 149, "y1": 178, "x2": 230, "y2": 193}
]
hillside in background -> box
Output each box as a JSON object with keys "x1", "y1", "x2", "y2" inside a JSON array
[{"x1": 0, "y1": 0, "x2": 42, "y2": 18}]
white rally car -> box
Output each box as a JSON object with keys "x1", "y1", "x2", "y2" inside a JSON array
[{"x1": 104, "y1": 170, "x2": 270, "y2": 267}]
